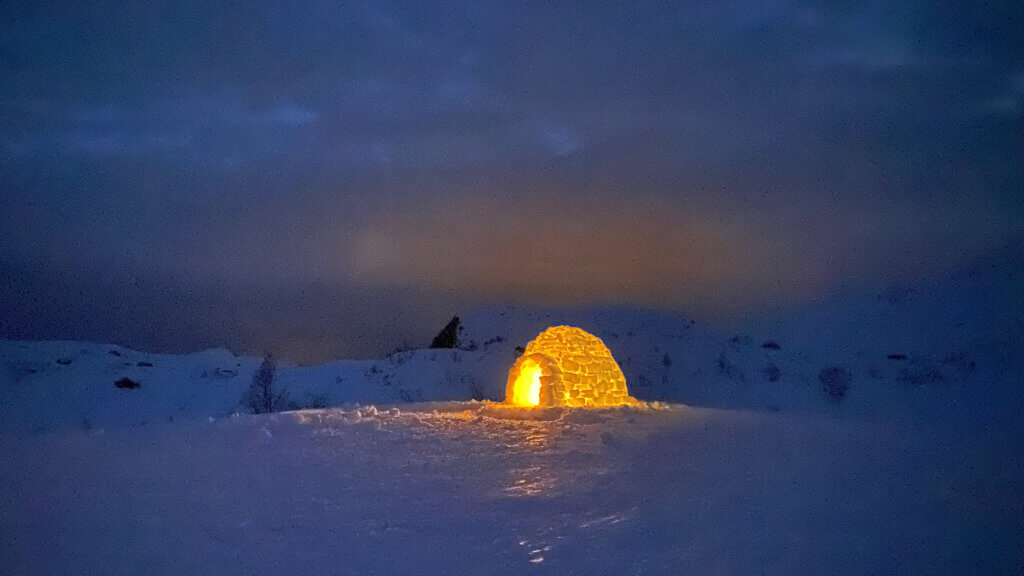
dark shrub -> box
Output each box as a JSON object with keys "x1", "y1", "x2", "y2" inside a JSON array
[
  {"x1": 242, "y1": 352, "x2": 287, "y2": 414},
  {"x1": 819, "y1": 367, "x2": 851, "y2": 401}
]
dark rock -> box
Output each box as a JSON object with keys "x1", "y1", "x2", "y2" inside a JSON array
[
  {"x1": 56, "y1": 358, "x2": 73, "y2": 365},
  {"x1": 137, "y1": 361, "x2": 153, "y2": 367},
  {"x1": 887, "y1": 354, "x2": 907, "y2": 360},
  {"x1": 107, "y1": 350, "x2": 121, "y2": 357},
  {"x1": 115, "y1": 377, "x2": 140, "y2": 389},
  {"x1": 762, "y1": 341, "x2": 781, "y2": 350},
  {"x1": 430, "y1": 315, "x2": 460, "y2": 349}
]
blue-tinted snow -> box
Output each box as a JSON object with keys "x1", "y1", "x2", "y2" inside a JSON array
[{"x1": 1, "y1": 257, "x2": 1022, "y2": 574}]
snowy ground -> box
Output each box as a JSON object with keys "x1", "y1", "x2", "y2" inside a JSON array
[
  {"x1": 2, "y1": 401, "x2": 1022, "y2": 575},
  {"x1": 2, "y1": 256, "x2": 1022, "y2": 574}
]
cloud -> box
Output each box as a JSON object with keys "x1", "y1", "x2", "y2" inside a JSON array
[
  {"x1": 349, "y1": 189, "x2": 1021, "y2": 315},
  {"x1": 2, "y1": 0, "x2": 1023, "y2": 358},
  {"x1": 350, "y1": 194, "x2": 824, "y2": 312}
]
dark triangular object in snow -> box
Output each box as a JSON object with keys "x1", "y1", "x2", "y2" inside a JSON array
[{"x1": 430, "y1": 315, "x2": 460, "y2": 349}]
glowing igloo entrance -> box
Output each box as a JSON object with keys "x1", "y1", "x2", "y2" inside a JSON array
[{"x1": 505, "y1": 326, "x2": 636, "y2": 408}]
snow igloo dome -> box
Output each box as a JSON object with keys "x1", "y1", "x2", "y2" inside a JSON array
[{"x1": 505, "y1": 326, "x2": 636, "y2": 408}]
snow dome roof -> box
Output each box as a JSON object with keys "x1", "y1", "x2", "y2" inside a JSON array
[{"x1": 505, "y1": 326, "x2": 636, "y2": 408}]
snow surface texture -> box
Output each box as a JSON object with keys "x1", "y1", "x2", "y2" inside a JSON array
[
  {"x1": 2, "y1": 403, "x2": 1022, "y2": 575},
  {"x1": 1, "y1": 258, "x2": 1022, "y2": 574}
]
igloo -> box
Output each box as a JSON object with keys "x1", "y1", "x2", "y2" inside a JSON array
[{"x1": 505, "y1": 326, "x2": 636, "y2": 408}]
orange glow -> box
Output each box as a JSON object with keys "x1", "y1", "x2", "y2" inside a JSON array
[
  {"x1": 351, "y1": 194, "x2": 825, "y2": 314},
  {"x1": 508, "y1": 360, "x2": 543, "y2": 407},
  {"x1": 504, "y1": 326, "x2": 636, "y2": 408}
]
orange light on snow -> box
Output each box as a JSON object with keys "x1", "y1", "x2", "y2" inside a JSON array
[{"x1": 504, "y1": 326, "x2": 637, "y2": 408}]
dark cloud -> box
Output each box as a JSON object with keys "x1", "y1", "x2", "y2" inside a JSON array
[{"x1": 1, "y1": 1, "x2": 1022, "y2": 359}]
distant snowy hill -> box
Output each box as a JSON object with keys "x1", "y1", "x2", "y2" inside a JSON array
[
  {"x1": 1, "y1": 253, "x2": 1020, "y2": 434},
  {"x1": 2, "y1": 257, "x2": 1022, "y2": 575}
]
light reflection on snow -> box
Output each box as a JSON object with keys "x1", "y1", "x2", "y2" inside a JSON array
[
  {"x1": 291, "y1": 402, "x2": 672, "y2": 501},
  {"x1": 291, "y1": 402, "x2": 667, "y2": 567},
  {"x1": 504, "y1": 464, "x2": 555, "y2": 497},
  {"x1": 295, "y1": 403, "x2": 570, "y2": 497},
  {"x1": 578, "y1": 508, "x2": 636, "y2": 528}
]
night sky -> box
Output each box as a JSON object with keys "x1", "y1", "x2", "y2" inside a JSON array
[{"x1": 2, "y1": 2, "x2": 1022, "y2": 361}]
